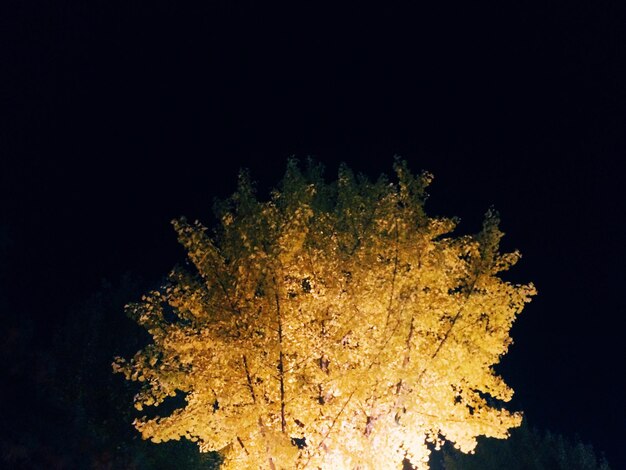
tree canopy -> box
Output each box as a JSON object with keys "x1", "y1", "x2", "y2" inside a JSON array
[{"x1": 114, "y1": 159, "x2": 536, "y2": 469}]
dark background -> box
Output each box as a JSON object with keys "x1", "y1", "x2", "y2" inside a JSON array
[{"x1": 2, "y1": 0, "x2": 625, "y2": 467}]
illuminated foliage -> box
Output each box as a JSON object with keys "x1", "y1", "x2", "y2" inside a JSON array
[{"x1": 114, "y1": 159, "x2": 535, "y2": 469}]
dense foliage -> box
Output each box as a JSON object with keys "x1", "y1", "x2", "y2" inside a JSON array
[{"x1": 114, "y1": 160, "x2": 535, "y2": 469}]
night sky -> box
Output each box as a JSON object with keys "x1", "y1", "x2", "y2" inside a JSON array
[{"x1": 2, "y1": 1, "x2": 625, "y2": 468}]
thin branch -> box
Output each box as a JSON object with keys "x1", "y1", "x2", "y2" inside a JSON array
[
  {"x1": 302, "y1": 389, "x2": 357, "y2": 469},
  {"x1": 273, "y1": 276, "x2": 287, "y2": 434},
  {"x1": 403, "y1": 316, "x2": 415, "y2": 368},
  {"x1": 196, "y1": 242, "x2": 242, "y2": 317},
  {"x1": 303, "y1": 308, "x2": 405, "y2": 467},
  {"x1": 384, "y1": 218, "x2": 400, "y2": 329},
  {"x1": 258, "y1": 418, "x2": 277, "y2": 470},
  {"x1": 236, "y1": 436, "x2": 249, "y2": 456},
  {"x1": 414, "y1": 277, "x2": 480, "y2": 389},
  {"x1": 392, "y1": 315, "x2": 415, "y2": 421},
  {"x1": 411, "y1": 409, "x2": 512, "y2": 432},
  {"x1": 242, "y1": 354, "x2": 257, "y2": 404}
]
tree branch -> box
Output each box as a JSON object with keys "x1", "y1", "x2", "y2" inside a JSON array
[
  {"x1": 414, "y1": 277, "x2": 480, "y2": 389},
  {"x1": 384, "y1": 218, "x2": 400, "y2": 329},
  {"x1": 273, "y1": 277, "x2": 287, "y2": 434},
  {"x1": 242, "y1": 354, "x2": 257, "y2": 404}
]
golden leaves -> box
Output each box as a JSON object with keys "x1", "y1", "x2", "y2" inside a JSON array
[{"x1": 114, "y1": 160, "x2": 535, "y2": 469}]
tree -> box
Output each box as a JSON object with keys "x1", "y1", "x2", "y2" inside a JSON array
[
  {"x1": 114, "y1": 159, "x2": 536, "y2": 469},
  {"x1": 440, "y1": 418, "x2": 612, "y2": 470}
]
